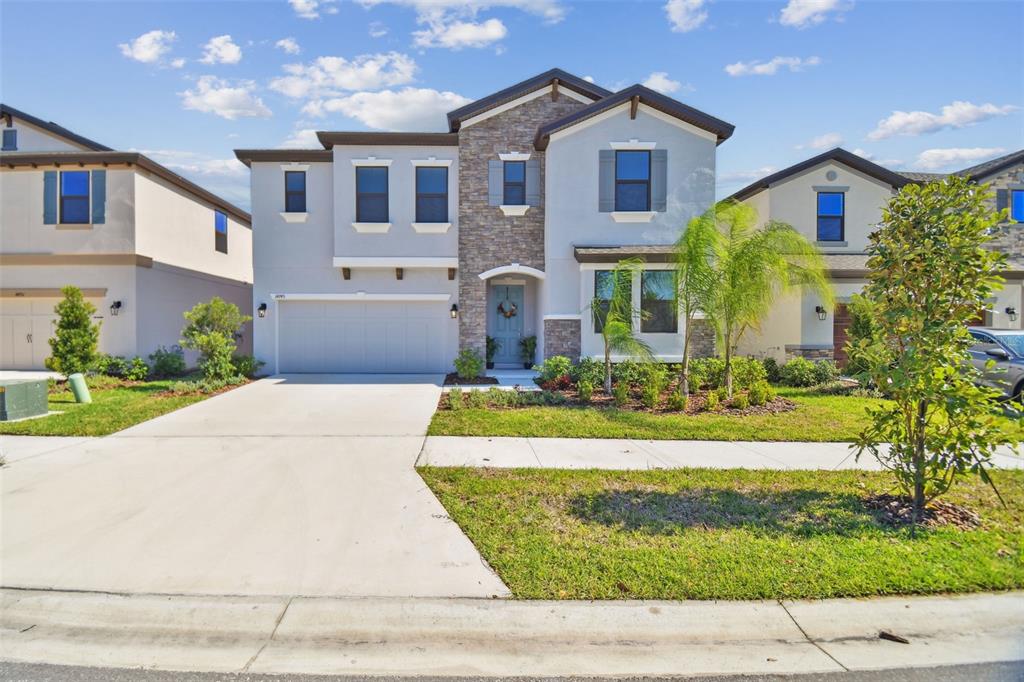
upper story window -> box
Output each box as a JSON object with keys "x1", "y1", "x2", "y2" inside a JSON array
[
  {"x1": 60, "y1": 171, "x2": 90, "y2": 224},
  {"x1": 285, "y1": 171, "x2": 306, "y2": 213},
  {"x1": 816, "y1": 191, "x2": 845, "y2": 242},
  {"x1": 415, "y1": 166, "x2": 448, "y2": 223},
  {"x1": 593, "y1": 269, "x2": 631, "y2": 334},
  {"x1": 356, "y1": 166, "x2": 388, "y2": 223},
  {"x1": 641, "y1": 270, "x2": 677, "y2": 333},
  {"x1": 1012, "y1": 189, "x2": 1024, "y2": 223},
  {"x1": 214, "y1": 210, "x2": 228, "y2": 254},
  {"x1": 615, "y1": 150, "x2": 651, "y2": 212},
  {"x1": 1, "y1": 128, "x2": 16, "y2": 151},
  {"x1": 503, "y1": 161, "x2": 525, "y2": 205}
]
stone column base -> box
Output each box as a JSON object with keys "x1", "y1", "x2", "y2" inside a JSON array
[
  {"x1": 785, "y1": 345, "x2": 835, "y2": 361},
  {"x1": 543, "y1": 319, "x2": 581, "y2": 361}
]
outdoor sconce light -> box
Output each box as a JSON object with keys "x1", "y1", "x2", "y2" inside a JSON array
[
  {"x1": 815, "y1": 305, "x2": 827, "y2": 321},
  {"x1": 109, "y1": 300, "x2": 122, "y2": 316},
  {"x1": 450, "y1": 303, "x2": 459, "y2": 319},
  {"x1": 1007, "y1": 306, "x2": 1018, "y2": 322},
  {"x1": 257, "y1": 302, "x2": 268, "y2": 318}
]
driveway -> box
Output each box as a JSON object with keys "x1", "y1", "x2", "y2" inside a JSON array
[{"x1": 1, "y1": 375, "x2": 509, "y2": 598}]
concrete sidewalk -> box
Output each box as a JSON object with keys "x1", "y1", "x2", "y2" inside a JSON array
[
  {"x1": 418, "y1": 436, "x2": 1024, "y2": 470},
  {"x1": 2, "y1": 588, "x2": 1021, "y2": 677}
]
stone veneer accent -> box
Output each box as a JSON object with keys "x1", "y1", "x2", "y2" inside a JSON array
[
  {"x1": 457, "y1": 92, "x2": 588, "y2": 355},
  {"x1": 984, "y1": 162, "x2": 1024, "y2": 268},
  {"x1": 785, "y1": 346, "x2": 834, "y2": 361},
  {"x1": 689, "y1": 319, "x2": 716, "y2": 357},
  {"x1": 543, "y1": 318, "x2": 581, "y2": 361}
]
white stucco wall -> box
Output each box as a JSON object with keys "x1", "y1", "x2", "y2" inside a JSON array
[{"x1": 5, "y1": 118, "x2": 94, "y2": 152}]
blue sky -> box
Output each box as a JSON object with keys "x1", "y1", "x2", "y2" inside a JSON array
[{"x1": 2, "y1": 0, "x2": 1022, "y2": 210}]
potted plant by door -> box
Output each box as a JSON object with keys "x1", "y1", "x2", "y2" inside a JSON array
[
  {"x1": 520, "y1": 335, "x2": 537, "y2": 370},
  {"x1": 486, "y1": 336, "x2": 499, "y2": 370}
]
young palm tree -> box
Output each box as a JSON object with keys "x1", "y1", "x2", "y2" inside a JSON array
[
  {"x1": 589, "y1": 258, "x2": 653, "y2": 393},
  {"x1": 672, "y1": 209, "x2": 719, "y2": 395},
  {"x1": 707, "y1": 201, "x2": 833, "y2": 397}
]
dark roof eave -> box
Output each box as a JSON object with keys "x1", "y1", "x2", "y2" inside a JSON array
[
  {"x1": 315, "y1": 132, "x2": 459, "y2": 149},
  {"x1": 955, "y1": 149, "x2": 1024, "y2": 181},
  {"x1": 1, "y1": 103, "x2": 112, "y2": 152},
  {"x1": 1, "y1": 151, "x2": 250, "y2": 225},
  {"x1": 234, "y1": 149, "x2": 334, "y2": 167}
]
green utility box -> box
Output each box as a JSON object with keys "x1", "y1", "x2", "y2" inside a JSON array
[{"x1": 0, "y1": 379, "x2": 48, "y2": 421}]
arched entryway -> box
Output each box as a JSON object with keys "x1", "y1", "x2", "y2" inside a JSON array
[{"x1": 478, "y1": 264, "x2": 545, "y2": 369}]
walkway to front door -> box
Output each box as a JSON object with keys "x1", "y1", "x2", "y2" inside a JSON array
[{"x1": 491, "y1": 284, "x2": 524, "y2": 367}]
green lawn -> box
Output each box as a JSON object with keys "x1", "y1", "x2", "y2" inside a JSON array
[
  {"x1": 420, "y1": 467, "x2": 1024, "y2": 600},
  {"x1": 0, "y1": 379, "x2": 210, "y2": 437},
  {"x1": 429, "y1": 387, "x2": 879, "y2": 441}
]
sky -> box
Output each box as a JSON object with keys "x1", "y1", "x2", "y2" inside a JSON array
[{"x1": 2, "y1": 0, "x2": 1022, "y2": 211}]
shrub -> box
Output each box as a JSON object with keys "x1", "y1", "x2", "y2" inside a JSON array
[
  {"x1": 96, "y1": 354, "x2": 128, "y2": 377},
  {"x1": 749, "y1": 380, "x2": 771, "y2": 406},
  {"x1": 534, "y1": 355, "x2": 571, "y2": 383},
  {"x1": 182, "y1": 298, "x2": 249, "y2": 382},
  {"x1": 577, "y1": 379, "x2": 594, "y2": 404},
  {"x1": 191, "y1": 331, "x2": 237, "y2": 381},
  {"x1": 779, "y1": 357, "x2": 818, "y2": 387},
  {"x1": 612, "y1": 381, "x2": 630, "y2": 407},
  {"x1": 466, "y1": 389, "x2": 487, "y2": 409},
  {"x1": 164, "y1": 376, "x2": 245, "y2": 395},
  {"x1": 124, "y1": 357, "x2": 150, "y2": 381},
  {"x1": 453, "y1": 348, "x2": 484, "y2": 379},
  {"x1": 729, "y1": 392, "x2": 750, "y2": 410},
  {"x1": 149, "y1": 345, "x2": 186, "y2": 378},
  {"x1": 715, "y1": 386, "x2": 729, "y2": 403},
  {"x1": 447, "y1": 388, "x2": 464, "y2": 410},
  {"x1": 569, "y1": 357, "x2": 604, "y2": 387},
  {"x1": 486, "y1": 386, "x2": 507, "y2": 406},
  {"x1": 540, "y1": 375, "x2": 573, "y2": 391},
  {"x1": 612, "y1": 360, "x2": 645, "y2": 387},
  {"x1": 732, "y1": 357, "x2": 768, "y2": 390},
  {"x1": 845, "y1": 294, "x2": 881, "y2": 377},
  {"x1": 232, "y1": 354, "x2": 264, "y2": 379},
  {"x1": 812, "y1": 359, "x2": 839, "y2": 385},
  {"x1": 690, "y1": 357, "x2": 725, "y2": 389},
  {"x1": 519, "y1": 335, "x2": 537, "y2": 366},
  {"x1": 704, "y1": 389, "x2": 720, "y2": 411},
  {"x1": 762, "y1": 357, "x2": 781, "y2": 384},
  {"x1": 640, "y1": 382, "x2": 661, "y2": 410},
  {"x1": 45, "y1": 286, "x2": 100, "y2": 376},
  {"x1": 666, "y1": 389, "x2": 687, "y2": 412},
  {"x1": 637, "y1": 362, "x2": 669, "y2": 390}
]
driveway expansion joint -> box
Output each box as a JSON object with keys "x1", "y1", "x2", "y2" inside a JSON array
[{"x1": 778, "y1": 599, "x2": 850, "y2": 672}]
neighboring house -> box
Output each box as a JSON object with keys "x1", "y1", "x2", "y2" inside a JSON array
[
  {"x1": 0, "y1": 104, "x2": 253, "y2": 370},
  {"x1": 237, "y1": 69, "x2": 733, "y2": 373},
  {"x1": 729, "y1": 147, "x2": 1024, "y2": 364}
]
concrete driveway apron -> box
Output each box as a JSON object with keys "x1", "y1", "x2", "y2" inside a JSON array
[{"x1": 1, "y1": 375, "x2": 509, "y2": 598}]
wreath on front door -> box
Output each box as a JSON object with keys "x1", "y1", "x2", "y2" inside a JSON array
[{"x1": 497, "y1": 300, "x2": 518, "y2": 319}]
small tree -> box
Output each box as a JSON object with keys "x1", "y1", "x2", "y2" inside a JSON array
[
  {"x1": 854, "y1": 177, "x2": 1014, "y2": 526},
  {"x1": 843, "y1": 293, "x2": 882, "y2": 380},
  {"x1": 181, "y1": 297, "x2": 250, "y2": 381},
  {"x1": 45, "y1": 285, "x2": 100, "y2": 376},
  {"x1": 589, "y1": 258, "x2": 653, "y2": 394},
  {"x1": 673, "y1": 208, "x2": 718, "y2": 395}
]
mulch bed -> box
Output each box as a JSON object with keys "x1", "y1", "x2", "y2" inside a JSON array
[
  {"x1": 444, "y1": 373, "x2": 500, "y2": 386},
  {"x1": 865, "y1": 494, "x2": 982, "y2": 530}
]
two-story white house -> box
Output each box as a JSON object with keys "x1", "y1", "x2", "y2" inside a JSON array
[
  {"x1": 237, "y1": 69, "x2": 734, "y2": 374},
  {"x1": 0, "y1": 104, "x2": 253, "y2": 369}
]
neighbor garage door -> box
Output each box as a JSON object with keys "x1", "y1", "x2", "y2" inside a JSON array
[{"x1": 277, "y1": 300, "x2": 450, "y2": 373}]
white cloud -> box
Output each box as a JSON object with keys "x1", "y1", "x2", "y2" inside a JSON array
[
  {"x1": 779, "y1": 0, "x2": 852, "y2": 28},
  {"x1": 275, "y1": 37, "x2": 301, "y2": 55},
  {"x1": 641, "y1": 71, "x2": 688, "y2": 95},
  {"x1": 290, "y1": 0, "x2": 338, "y2": 19},
  {"x1": 413, "y1": 17, "x2": 507, "y2": 48},
  {"x1": 582, "y1": 75, "x2": 595, "y2": 83},
  {"x1": 665, "y1": 0, "x2": 707, "y2": 33},
  {"x1": 304, "y1": 87, "x2": 471, "y2": 131},
  {"x1": 725, "y1": 55, "x2": 820, "y2": 77},
  {"x1": 797, "y1": 132, "x2": 843, "y2": 150},
  {"x1": 358, "y1": 0, "x2": 566, "y2": 24},
  {"x1": 913, "y1": 147, "x2": 1006, "y2": 171},
  {"x1": 851, "y1": 148, "x2": 903, "y2": 166},
  {"x1": 119, "y1": 30, "x2": 177, "y2": 64},
  {"x1": 718, "y1": 166, "x2": 778, "y2": 184},
  {"x1": 180, "y1": 76, "x2": 272, "y2": 120},
  {"x1": 200, "y1": 34, "x2": 242, "y2": 64},
  {"x1": 280, "y1": 128, "x2": 322, "y2": 148},
  {"x1": 269, "y1": 52, "x2": 417, "y2": 99},
  {"x1": 369, "y1": 21, "x2": 389, "y2": 37},
  {"x1": 170, "y1": 58, "x2": 186, "y2": 69},
  {"x1": 867, "y1": 101, "x2": 1018, "y2": 141}
]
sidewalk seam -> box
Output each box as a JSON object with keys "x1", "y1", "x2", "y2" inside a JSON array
[
  {"x1": 241, "y1": 596, "x2": 292, "y2": 673},
  {"x1": 778, "y1": 599, "x2": 849, "y2": 672}
]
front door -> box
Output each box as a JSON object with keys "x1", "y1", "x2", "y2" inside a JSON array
[{"x1": 491, "y1": 285, "x2": 524, "y2": 367}]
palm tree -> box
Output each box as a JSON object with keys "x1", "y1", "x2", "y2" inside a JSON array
[
  {"x1": 589, "y1": 258, "x2": 653, "y2": 393},
  {"x1": 672, "y1": 208, "x2": 718, "y2": 395},
  {"x1": 705, "y1": 201, "x2": 833, "y2": 397}
]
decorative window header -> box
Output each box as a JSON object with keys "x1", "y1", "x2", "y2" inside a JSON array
[
  {"x1": 499, "y1": 152, "x2": 531, "y2": 161},
  {"x1": 350, "y1": 157, "x2": 392, "y2": 167},
  {"x1": 610, "y1": 139, "x2": 657, "y2": 150}
]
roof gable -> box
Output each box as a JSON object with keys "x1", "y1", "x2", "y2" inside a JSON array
[
  {"x1": 533, "y1": 84, "x2": 734, "y2": 150},
  {"x1": 1, "y1": 103, "x2": 111, "y2": 152},
  {"x1": 446, "y1": 68, "x2": 610, "y2": 133},
  {"x1": 956, "y1": 149, "x2": 1024, "y2": 181}
]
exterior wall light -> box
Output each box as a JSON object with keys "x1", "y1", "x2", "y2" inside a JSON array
[
  {"x1": 450, "y1": 303, "x2": 459, "y2": 319},
  {"x1": 110, "y1": 300, "x2": 122, "y2": 316},
  {"x1": 815, "y1": 305, "x2": 827, "y2": 321},
  {"x1": 1006, "y1": 306, "x2": 1018, "y2": 322},
  {"x1": 258, "y1": 302, "x2": 268, "y2": 318}
]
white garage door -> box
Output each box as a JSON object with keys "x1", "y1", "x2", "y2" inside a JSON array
[
  {"x1": 0, "y1": 299, "x2": 59, "y2": 370},
  {"x1": 278, "y1": 300, "x2": 450, "y2": 373}
]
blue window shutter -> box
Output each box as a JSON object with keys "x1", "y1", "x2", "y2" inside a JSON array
[
  {"x1": 598, "y1": 150, "x2": 614, "y2": 212},
  {"x1": 651, "y1": 149, "x2": 668, "y2": 212},
  {"x1": 525, "y1": 159, "x2": 541, "y2": 207},
  {"x1": 488, "y1": 160, "x2": 503, "y2": 206},
  {"x1": 43, "y1": 171, "x2": 58, "y2": 224},
  {"x1": 91, "y1": 170, "x2": 106, "y2": 224},
  {"x1": 1, "y1": 129, "x2": 16, "y2": 151},
  {"x1": 996, "y1": 189, "x2": 1009, "y2": 218}
]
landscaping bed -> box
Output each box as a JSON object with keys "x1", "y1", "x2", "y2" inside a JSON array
[
  {"x1": 443, "y1": 373, "x2": 499, "y2": 386},
  {"x1": 419, "y1": 466, "x2": 1024, "y2": 600}
]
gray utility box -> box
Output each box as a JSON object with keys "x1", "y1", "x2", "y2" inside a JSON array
[{"x1": 0, "y1": 379, "x2": 48, "y2": 421}]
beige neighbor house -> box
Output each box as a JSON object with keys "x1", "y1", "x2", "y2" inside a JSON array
[
  {"x1": 0, "y1": 104, "x2": 253, "y2": 370},
  {"x1": 728, "y1": 147, "x2": 1024, "y2": 365}
]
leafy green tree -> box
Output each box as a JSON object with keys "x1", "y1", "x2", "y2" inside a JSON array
[
  {"x1": 673, "y1": 207, "x2": 718, "y2": 395},
  {"x1": 854, "y1": 177, "x2": 1014, "y2": 526},
  {"x1": 844, "y1": 293, "x2": 882, "y2": 379},
  {"x1": 589, "y1": 258, "x2": 653, "y2": 394},
  {"x1": 704, "y1": 201, "x2": 833, "y2": 397},
  {"x1": 181, "y1": 297, "x2": 250, "y2": 381},
  {"x1": 45, "y1": 286, "x2": 100, "y2": 376}
]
